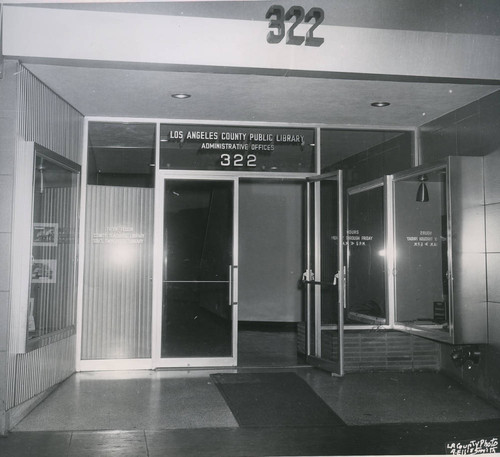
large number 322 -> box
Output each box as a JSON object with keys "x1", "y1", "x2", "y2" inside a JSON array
[{"x1": 266, "y1": 6, "x2": 324, "y2": 47}]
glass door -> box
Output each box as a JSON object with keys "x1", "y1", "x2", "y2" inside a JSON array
[
  {"x1": 156, "y1": 178, "x2": 238, "y2": 367},
  {"x1": 305, "y1": 171, "x2": 344, "y2": 375},
  {"x1": 346, "y1": 180, "x2": 388, "y2": 326}
]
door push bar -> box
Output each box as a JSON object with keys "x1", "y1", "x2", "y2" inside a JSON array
[{"x1": 300, "y1": 270, "x2": 339, "y2": 287}]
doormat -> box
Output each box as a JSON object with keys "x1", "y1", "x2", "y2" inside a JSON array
[{"x1": 210, "y1": 372, "x2": 345, "y2": 427}]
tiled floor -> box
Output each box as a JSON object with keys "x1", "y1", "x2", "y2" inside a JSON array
[
  {"x1": 13, "y1": 368, "x2": 500, "y2": 432},
  {"x1": 2, "y1": 330, "x2": 500, "y2": 456},
  {"x1": 13, "y1": 370, "x2": 238, "y2": 432},
  {"x1": 2, "y1": 367, "x2": 499, "y2": 456}
]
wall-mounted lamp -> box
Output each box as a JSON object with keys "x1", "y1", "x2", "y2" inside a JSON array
[
  {"x1": 416, "y1": 175, "x2": 429, "y2": 202},
  {"x1": 37, "y1": 159, "x2": 45, "y2": 194}
]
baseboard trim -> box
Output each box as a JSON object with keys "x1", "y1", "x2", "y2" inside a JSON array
[
  {"x1": 6, "y1": 383, "x2": 60, "y2": 431},
  {"x1": 238, "y1": 321, "x2": 299, "y2": 332}
]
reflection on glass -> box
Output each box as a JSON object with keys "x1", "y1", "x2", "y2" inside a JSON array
[
  {"x1": 162, "y1": 180, "x2": 233, "y2": 358},
  {"x1": 87, "y1": 122, "x2": 156, "y2": 188},
  {"x1": 346, "y1": 185, "x2": 386, "y2": 325},
  {"x1": 29, "y1": 151, "x2": 80, "y2": 345},
  {"x1": 394, "y1": 168, "x2": 449, "y2": 333}
]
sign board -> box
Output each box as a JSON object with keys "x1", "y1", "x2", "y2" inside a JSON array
[{"x1": 160, "y1": 124, "x2": 315, "y2": 173}]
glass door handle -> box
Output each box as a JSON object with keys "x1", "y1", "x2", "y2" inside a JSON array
[{"x1": 229, "y1": 265, "x2": 238, "y2": 306}]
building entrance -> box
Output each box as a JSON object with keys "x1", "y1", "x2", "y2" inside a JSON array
[
  {"x1": 154, "y1": 177, "x2": 307, "y2": 369},
  {"x1": 80, "y1": 122, "x2": 343, "y2": 372}
]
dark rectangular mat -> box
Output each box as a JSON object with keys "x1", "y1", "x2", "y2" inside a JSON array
[{"x1": 211, "y1": 371, "x2": 345, "y2": 427}]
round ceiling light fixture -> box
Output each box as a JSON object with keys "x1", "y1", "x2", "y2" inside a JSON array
[
  {"x1": 371, "y1": 101, "x2": 390, "y2": 107},
  {"x1": 171, "y1": 93, "x2": 191, "y2": 99}
]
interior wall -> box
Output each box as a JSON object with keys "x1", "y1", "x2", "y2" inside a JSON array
[
  {"x1": 238, "y1": 181, "x2": 303, "y2": 322},
  {"x1": 419, "y1": 89, "x2": 500, "y2": 407},
  {"x1": 420, "y1": 90, "x2": 500, "y2": 162}
]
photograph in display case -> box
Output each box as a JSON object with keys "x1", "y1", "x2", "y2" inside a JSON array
[
  {"x1": 31, "y1": 259, "x2": 57, "y2": 283},
  {"x1": 33, "y1": 223, "x2": 58, "y2": 246}
]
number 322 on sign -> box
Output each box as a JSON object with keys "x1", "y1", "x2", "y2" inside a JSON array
[
  {"x1": 220, "y1": 153, "x2": 257, "y2": 168},
  {"x1": 266, "y1": 5, "x2": 324, "y2": 46}
]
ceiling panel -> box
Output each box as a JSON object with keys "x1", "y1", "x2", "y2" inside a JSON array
[{"x1": 25, "y1": 64, "x2": 500, "y2": 128}]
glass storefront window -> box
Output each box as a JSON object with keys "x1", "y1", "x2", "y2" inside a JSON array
[
  {"x1": 346, "y1": 182, "x2": 387, "y2": 325},
  {"x1": 393, "y1": 166, "x2": 449, "y2": 334},
  {"x1": 28, "y1": 147, "x2": 80, "y2": 348}
]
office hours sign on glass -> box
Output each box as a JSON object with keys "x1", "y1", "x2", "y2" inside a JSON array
[{"x1": 159, "y1": 125, "x2": 315, "y2": 173}]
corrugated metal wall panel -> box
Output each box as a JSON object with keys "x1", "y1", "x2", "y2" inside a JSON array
[
  {"x1": 10, "y1": 336, "x2": 76, "y2": 407},
  {"x1": 17, "y1": 66, "x2": 83, "y2": 164},
  {"x1": 7, "y1": 64, "x2": 83, "y2": 410},
  {"x1": 81, "y1": 186, "x2": 154, "y2": 360},
  {"x1": 37, "y1": 188, "x2": 79, "y2": 333}
]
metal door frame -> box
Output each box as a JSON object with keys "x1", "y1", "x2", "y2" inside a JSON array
[
  {"x1": 305, "y1": 170, "x2": 345, "y2": 376},
  {"x1": 152, "y1": 174, "x2": 239, "y2": 368}
]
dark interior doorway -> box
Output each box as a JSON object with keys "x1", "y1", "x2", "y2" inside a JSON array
[{"x1": 237, "y1": 179, "x2": 307, "y2": 368}]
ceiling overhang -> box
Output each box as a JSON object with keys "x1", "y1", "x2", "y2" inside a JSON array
[
  {"x1": 1, "y1": 2, "x2": 499, "y2": 128},
  {"x1": 2, "y1": 3, "x2": 500, "y2": 82}
]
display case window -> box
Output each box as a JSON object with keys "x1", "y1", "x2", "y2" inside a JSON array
[
  {"x1": 393, "y1": 166, "x2": 450, "y2": 335},
  {"x1": 28, "y1": 146, "x2": 80, "y2": 348}
]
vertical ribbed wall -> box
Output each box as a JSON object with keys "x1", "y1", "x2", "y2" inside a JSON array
[
  {"x1": 7, "y1": 64, "x2": 83, "y2": 410},
  {"x1": 10, "y1": 335, "x2": 76, "y2": 407},
  {"x1": 17, "y1": 66, "x2": 82, "y2": 163},
  {"x1": 82, "y1": 186, "x2": 153, "y2": 360},
  {"x1": 36, "y1": 187, "x2": 79, "y2": 333}
]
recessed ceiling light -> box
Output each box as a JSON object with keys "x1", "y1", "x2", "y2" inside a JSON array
[
  {"x1": 371, "y1": 101, "x2": 390, "y2": 107},
  {"x1": 171, "y1": 93, "x2": 191, "y2": 99}
]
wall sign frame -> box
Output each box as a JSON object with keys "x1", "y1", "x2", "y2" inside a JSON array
[{"x1": 159, "y1": 124, "x2": 316, "y2": 173}]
